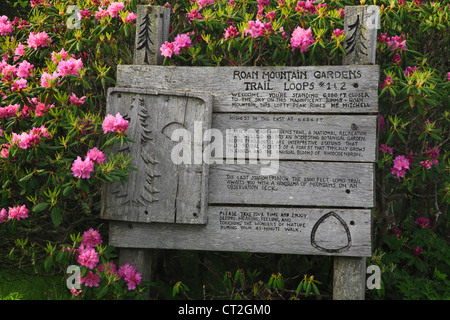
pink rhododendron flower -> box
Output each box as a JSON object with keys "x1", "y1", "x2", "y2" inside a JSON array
[
  {"x1": 414, "y1": 217, "x2": 431, "y2": 229},
  {"x1": 295, "y1": 0, "x2": 316, "y2": 14},
  {"x1": 379, "y1": 144, "x2": 393, "y2": 155},
  {"x1": 8, "y1": 205, "x2": 29, "y2": 221},
  {"x1": 27, "y1": 31, "x2": 51, "y2": 50},
  {"x1": 107, "y1": 2, "x2": 125, "y2": 17},
  {"x1": 71, "y1": 156, "x2": 95, "y2": 179},
  {"x1": 160, "y1": 41, "x2": 179, "y2": 58},
  {"x1": 69, "y1": 93, "x2": 86, "y2": 106},
  {"x1": 40, "y1": 71, "x2": 59, "y2": 88},
  {"x1": 81, "y1": 271, "x2": 100, "y2": 287},
  {"x1": 391, "y1": 155, "x2": 410, "y2": 178},
  {"x1": 102, "y1": 113, "x2": 129, "y2": 134},
  {"x1": 118, "y1": 263, "x2": 142, "y2": 290},
  {"x1": 17, "y1": 60, "x2": 34, "y2": 78},
  {"x1": 70, "y1": 287, "x2": 83, "y2": 296},
  {"x1": 51, "y1": 48, "x2": 69, "y2": 64},
  {"x1": 331, "y1": 28, "x2": 344, "y2": 40},
  {"x1": 1, "y1": 64, "x2": 17, "y2": 80},
  {"x1": 14, "y1": 78, "x2": 27, "y2": 90},
  {"x1": 82, "y1": 228, "x2": 103, "y2": 248},
  {"x1": 384, "y1": 75, "x2": 393, "y2": 87},
  {"x1": 0, "y1": 144, "x2": 10, "y2": 158},
  {"x1": 413, "y1": 247, "x2": 423, "y2": 256},
  {"x1": 125, "y1": 12, "x2": 136, "y2": 23},
  {"x1": 392, "y1": 228, "x2": 402, "y2": 239},
  {"x1": 0, "y1": 208, "x2": 7, "y2": 223},
  {"x1": 392, "y1": 53, "x2": 401, "y2": 65},
  {"x1": 0, "y1": 104, "x2": 20, "y2": 118},
  {"x1": 12, "y1": 131, "x2": 40, "y2": 150},
  {"x1": 77, "y1": 246, "x2": 99, "y2": 269},
  {"x1": 57, "y1": 57, "x2": 83, "y2": 77},
  {"x1": 0, "y1": 16, "x2": 13, "y2": 36},
  {"x1": 97, "y1": 261, "x2": 118, "y2": 276},
  {"x1": 224, "y1": 26, "x2": 239, "y2": 39},
  {"x1": 290, "y1": 27, "x2": 315, "y2": 53},
  {"x1": 14, "y1": 43, "x2": 25, "y2": 56},
  {"x1": 95, "y1": 7, "x2": 110, "y2": 20},
  {"x1": 174, "y1": 33, "x2": 192, "y2": 50},
  {"x1": 244, "y1": 19, "x2": 265, "y2": 38},
  {"x1": 86, "y1": 147, "x2": 106, "y2": 165},
  {"x1": 404, "y1": 66, "x2": 418, "y2": 77},
  {"x1": 186, "y1": 9, "x2": 203, "y2": 22},
  {"x1": 420, "y1": 160, "x2": 433, "y2": 169},
  {"x1": 197, "y1": 0, "x2": 215, "y2": 9},
  {"x1": 387, "y1": 35, "x2": 406, "y2": 51},
  {"x1": 31, "y1": 125, "x2": 51, "y2": 138}
]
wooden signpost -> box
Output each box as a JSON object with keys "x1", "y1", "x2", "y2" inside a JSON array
[{"x1": 101, "y1": 5, "x2": 380, "y2": 300}]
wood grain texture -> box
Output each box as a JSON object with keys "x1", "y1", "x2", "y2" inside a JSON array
[
  {"x1": 134, "y1": 6, "x2": 170, "y2": 65},
  {"x1": 108, "y1": 207, "x2": 372, "y2": 257},
  {"x1": 208, "y1": 162, "x2": 375, "y2": 208},
  {"x1": 101, "y1": 88, "x2": 213, "y2": 224},
  {"x1": 116, "y1": 65, "x2": 379, "y2": 113},
  {"x1": 343, "y1": 5, "x2": 379, "y2": 65}
]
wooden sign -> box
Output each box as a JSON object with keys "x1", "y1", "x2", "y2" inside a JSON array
[
  {"x1": 209, "y1": 162, "x2": 375, "y2": 208},
  {"x1": 101, "y1": 89, "x2": 213, "y2": 224},
  {"x1": 102, "y1": 6, "x2": 380, "y2": 261},
  {"x1": 110, "y1": 207, "x2": 372, "y2": 257},
  {"x1": 116, "y1": 65, "x2": 379, "y2": 113},
  {"x1": 212, "y1": 113, "x2": 378, "y2": 162}
]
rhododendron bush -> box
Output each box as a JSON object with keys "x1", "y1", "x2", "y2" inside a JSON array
[{"x1": 0, "y1": 0, "x2": 449, "y2": 299}]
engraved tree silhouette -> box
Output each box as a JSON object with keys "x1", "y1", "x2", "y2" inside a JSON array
[
  {"x1": 345, "y1": 15, "x2": 368, "y2": 61},
  {"x1": 136, "y1": 14, "x2": 155, "y2": 64},
  {"x1": 110, "y1": 94, "x2": 160, "y2": 207}
]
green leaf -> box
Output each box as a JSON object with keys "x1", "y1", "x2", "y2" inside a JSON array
[
  {"x1": 51, "y1": 207, "x2": 63, "y2": 227},
  {"x1": 32, "y1": 202, "x2": 49, "y2": 213},
  {"x1": 97, "y1": 286, "x2": 109, "y2": 299},
  {"x1": 63, "y1": 185, "x2": 74, "y2": 196}
]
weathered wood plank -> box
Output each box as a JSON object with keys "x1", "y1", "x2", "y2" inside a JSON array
[
  {"x1": 212, "y1": 113, "x2": 378, "y2": 162},
  {"x1": 108, "y1": 207, "x2": 372, "y2": 257},
  {"x1": 134, "y1": 6, "x2": 170, "y2": 65},
  {"x1": 101, "y1": 88, "x2": 213, "y2": 224},
  {"x1": 208, "y1": 162, "x2": 375, "y2": 208},
  {"x1": 343, "y1": 6, "x2": 379, "y2": 65},
  {"x1": 116, "y1": 65, "x2": 379, "y2": 113}
]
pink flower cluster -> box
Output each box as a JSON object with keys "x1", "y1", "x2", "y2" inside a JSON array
[
  {"x1": 67, "y1": 229, "x2": 142, "y2": 293},
  {"x1": 0, "y1": 205, "x2": 29, "y2": 223},
  {"x1": 27, "y1": 31, "x2": 51, "y2": 50},
  {"x1": 11, "y1": 125, "x2": 50, "y2": 150},
  {"x1": 290, "y1": 27, "x2": 315, "y2": 53},
  {"x1": 71, "y1": 147, "x2": 105, "y2": 179},
  {"x1": 102, "y1": 112, "x2": 129, "y2": 134},
  {"x1": 378, "y1": 33, "x2": 406, "y2": 51},
  {"x1": 69, "y1": 93, "x2": 86, "y2": 106},
  {"x1": 0, "y1": 104, "x2": 20, "y2": 119},
  {"x1": 224, "y1": 26, "x2": 239, "y2": 40},
  {"x1": 243, "y1": 19, "x2": 273, "y2": 38},
  {"x1": 391, "y1": 155, "x2": 410, "y2": 178},
  {"x1": 420, "y1": 147, "x2": 439, "y2": 169},
  {"x1": 0, "y1": 16, "x2": 13, "y2": 36},
  {"x1": 331, "y1": 28, "x2": 344, "y2": 40},
  {"x1": 160, "y1": 33, "x2": 192, "y2": 58},
  {"x1": 118, "y1": 263, "x2": 142, "y2": 290},
  {"x1": 57, "y1": 57, "x2": 83, "y2": 77},
  {"x1": 380, "y1": 144, "x2": 393, "y2": 155},
  {"x1": 414, "y1": 217, "x2": 431, "y2": 229}
]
